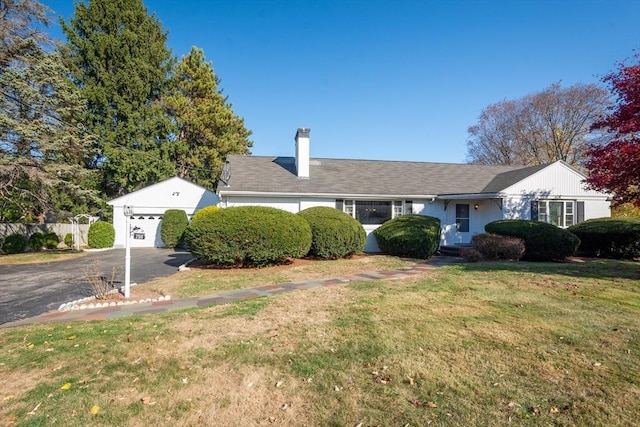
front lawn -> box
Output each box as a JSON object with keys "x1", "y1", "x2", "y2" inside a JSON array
[
  {"x1": 0, "y1": 250, "x2": 87, "y2": 266},
  {"x1": 0, "y1": 258, "x2": 638, "y2": 426}
]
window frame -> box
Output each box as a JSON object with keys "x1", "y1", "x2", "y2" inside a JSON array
[
  {"x1": 338, "y1": 199, "x2": 412, "y2": 224},
  {"x1": 537, "y1": 200, "x2": 576, "y2": 228}
]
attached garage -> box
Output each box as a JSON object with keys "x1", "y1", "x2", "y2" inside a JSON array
[{"x1": 108, "y1": 177, "x2": 218, "y2": 248}]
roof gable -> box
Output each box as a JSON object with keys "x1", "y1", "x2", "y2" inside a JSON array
[{"x1": 108, "y1": 176, "x2": 217, "y2": 208}]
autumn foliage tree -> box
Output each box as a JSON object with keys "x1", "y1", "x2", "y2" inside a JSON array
[
  {"x1": 466, "y1": 82, "x2": 610, "y2": 167},
  {"x1": 584, "y1": 55, "x2": 640, "y2": 207}
]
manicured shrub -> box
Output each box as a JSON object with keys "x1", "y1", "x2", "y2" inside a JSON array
[
  {"x1": 191, "y1": 205, "x2": 220, "y2": 222},
  {"x1": 44, "y1": 231, "x2": 60, "y2": 249},
  {"x1": 28, "y1": 232, "x2": 45, "y2": 252},
  {"x1": 297, "y1": 206, "x2": 366, "y2": 259},
  {"x1": 64, "y1": 232, "x2": 73, "y2": 248},
  {"x1": 568, "y1": 217, "x2": 640, "y2": 259},
  {"x1": 87, "y1": 221, "x2": 115, "y2": 249},
  {"x1": 186, "y1": 206, "x2": 312, "y2": 267},
  {"x1": 471, "y1": 233, "x2": 525, "y2": 261},
  {"x1": 373, "y1": 214, "x2": 441, "y2": 259},
  {"x1": 2, "y1": 233, "x2": 27, "y2": 254},
  {"x1": 460, "y1": 247, "x2": 483, "y2": 262},
  {"x1": 485, "y1": 220, "x2": 579, "y2": 261},
  {"x1": 161, "y1": 209, "x2": 189, "y2": 248}
]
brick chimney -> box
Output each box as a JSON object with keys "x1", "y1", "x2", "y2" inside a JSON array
[{"x1": 295, "y1": 128, "x2": 310, "y2": 178}]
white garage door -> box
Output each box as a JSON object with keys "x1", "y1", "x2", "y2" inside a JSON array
[{"x1": 129, "y1": 215, "x2": 163, "y2": 247}]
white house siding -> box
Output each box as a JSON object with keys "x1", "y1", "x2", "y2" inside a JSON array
[
  {"x1": 299, "y1": 198, "x2": 336, "y2": 210},
  {"x1": 109, "y1": 177, "x2": 218, "y2": 248},
  {"x1": 224, "y1": 196, "x2": 301, "y2": 213}
]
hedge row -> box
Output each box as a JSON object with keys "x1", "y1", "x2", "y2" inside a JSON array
[
  {"x1": 568, "y1": 217, "x2": 640, "y2": 259},
  {"x1": 485, "y1": 220, "x2": 579, "y2": 261}
]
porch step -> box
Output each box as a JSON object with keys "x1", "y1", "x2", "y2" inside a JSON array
[{"x1": 438, "y1": 245, "x2": 471, "y2": 257}]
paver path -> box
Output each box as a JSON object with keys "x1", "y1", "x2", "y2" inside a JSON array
[{"x1": 2, "y1": 256, "x2": 459, "y2": 328}]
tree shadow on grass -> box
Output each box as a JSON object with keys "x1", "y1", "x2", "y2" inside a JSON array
[{"x1": 446, "y1": 257, "x2": 640, "y2": 281}]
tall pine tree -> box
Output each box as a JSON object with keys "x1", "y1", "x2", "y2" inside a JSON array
[
  {"x1": 61, "y1": 0, "x2": 175, "y2": 197},
  {"x1": 164, "y1": 47, "x2": 252, "y2": 190},
  {"x1": 0, "y1": 0, "x2": 99, "y2": 221}
]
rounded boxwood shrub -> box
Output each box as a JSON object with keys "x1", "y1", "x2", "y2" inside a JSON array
[
  {"x1": 2, "y1": 233, "x2": 27, "y2": 254},
  {"x1": 44, "y1": 231, "x2": 60, "y2": 249},
  {"x1": 373, "y1": 214, "x2": 441, "y2": 259},
  {"x1": 28, "y1": 232, "x2": 45, "y2": 252},
  {"x1": 568, "y1": 217, "x2": 640, "y2": 259},
  {"x1": 161, "y1": 209, "x2": 189, "y2": 248},
  {"x1": 87, "y1": 221, "x2": 115, "y2": 249},
  {"x1": 191, "y1": 205, "x2": 220, "y2": 222},
  {"x1": 64, "y1": 232, "x2": 73, "y2": 248},
  {"x1": 186, "y1": 206, "x2": 312, "y2": 267},
  {"x1": 485, "y1": 220, "x2": 579, "y2": 261},
  {"x1": 297, "y1": 206, "x2": 366, "y2": 259}
]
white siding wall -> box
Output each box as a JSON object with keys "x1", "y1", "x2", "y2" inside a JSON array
[
  {"x1": 584, "y1": 200, "x2": 611, "y2": 220},
  {"x1": 109, "y1": 177, "x2": 218, "y2": 248},
  {"x1": 224, "y1": 196, "x2": 301, "y2": 213},
  {"x1": 299, "y1": 198, "x2": 336, "y2": 210}
]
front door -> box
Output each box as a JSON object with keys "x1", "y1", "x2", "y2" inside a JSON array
[{"x1": 449, "y1": 203, "x2": 470, "y2": 244}]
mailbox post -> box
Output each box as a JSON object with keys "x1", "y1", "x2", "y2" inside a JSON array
[{"x1": 123, "y1": 206, "x2": 133, "y2": 298}]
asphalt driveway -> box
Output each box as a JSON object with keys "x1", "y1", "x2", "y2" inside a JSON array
[{"x1": 0, "y1": 248, "x2": 194, "y2": 325}]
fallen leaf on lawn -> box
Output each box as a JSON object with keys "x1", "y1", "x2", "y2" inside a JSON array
[
  {"x1": 594, "y1": 362, "x2": 602, "y2": 367},
  {"x1": 409, "y1": 399, "x2": 423, "y2": 407},
  {"x1": 275, "y1": 381, "x2": 283, "y2": 388},
  {"x1": 146, "y1": 358, "x2": 153, "y2": 365},
  {"x1": 334, "y1": 385, "x2": 343, "y2": 392},
  {"x1": 406, "y1": 376, "x2": 415, "y2": 386},
  {"x1": 60, "y1": 382, "x2": 72, "y2": 390},
  {"x1": 26, "y1": 342, "x2": 34, "y2": 349},
  {"x1": 89, "y1": 405, "x2": 100, "y2": 415},
  {"x1": 27, "y1": 402, "x2": 41, "y2": 415},
  {"x1": 67, "y1": 335, "x2": 76, "y2": 340},
  {"x1": 141, "y1": 396, "x2": 155, "y2": 405},
  {"x1": 268, "y1": 416, "x2": 277, "y2": 423},
  {"x1": 281, "y1": 403, "x2": 289, "y2": 410},
  {"x1": 550, "y1": 406, "x2": 559, "y2": 414},
  {"x1": 426, "y1": 401, "x2": 437, "y2": 408}
]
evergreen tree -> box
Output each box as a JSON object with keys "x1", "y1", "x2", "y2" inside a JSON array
[
  {"x1": 61, "y1": 0, "x2": 176, "y2": 197},
  {"x1": 164, "y1": 47, "x2": 252, "y2": 190},
  {"x1": 0, "y1": 0, "x2": 99, "y2": 222}
]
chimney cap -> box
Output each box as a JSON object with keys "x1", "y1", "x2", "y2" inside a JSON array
[{"x1": 295, "y1": 128, "x2": 310, "y2": 139}]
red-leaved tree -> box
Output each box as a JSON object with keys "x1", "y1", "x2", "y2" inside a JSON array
[{"x1": 584, "y1": 54, "x2": 640, "y2": 206}]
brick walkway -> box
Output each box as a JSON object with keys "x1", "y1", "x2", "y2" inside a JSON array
[{"x1": 2, "y1": 256, "x2": 459, "y2": 328}]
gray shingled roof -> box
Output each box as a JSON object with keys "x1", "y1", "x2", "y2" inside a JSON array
[{"x1": 217, "y1": 156, "x2": 550, "y2": 197}]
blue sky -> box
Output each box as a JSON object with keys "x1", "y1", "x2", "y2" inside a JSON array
[{"x1": 43, "y1": 0, "x2": 639, "y2": 163}]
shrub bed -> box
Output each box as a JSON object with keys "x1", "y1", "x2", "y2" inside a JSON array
[
  {"x1": 28, "y1": 232, "x2": 45, "y2": 252},
  {"x1": 186, "y1": 206, "x2": 312, "y2": 267},
  {"x1": 2, "y1": 233, "x2": 27, "y2": 254},
  {"x1": 87, "y1": 221, "x2": 115, "y2": 249},
  {"x1": 568, "y1": 217, "x2": 640, "y2": 259},
  {"x1": 161, "y1": 209, "x2": 189, "y2": 248},
  {"x1": 485, "y1": 220, "x2": 579, "y2": 261},
  {"x1": 297, "y1": 206, "x2": 366, "y2": 259},
  {"x1": 469, "y1": 233, "x2": 525, "y2": 261},
  {"x1": 373, "y1": 215, "x2": 441, "y2": 259},
  {"x1": 44, "y1": 231, "x2": 60, "y2": 249},
  {"x1": 191, "y1": 205, "x2": 220, "y2": 222}
]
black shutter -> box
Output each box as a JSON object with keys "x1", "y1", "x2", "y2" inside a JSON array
[
  {"x1": 336, "y1": 199, "x2": 344, "y2": 211},
  {"x1": 406, "y1": 200, "x2": 413, "y2": 215},
  {"x1": 530, "y1": 201, "x2": 539, "y2": 221},
  {"x1": 576, "y1": 201, "x2": 585, "y2": 223}
]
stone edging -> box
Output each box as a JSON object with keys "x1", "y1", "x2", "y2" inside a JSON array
[{"x1": 58, "y1": 257, "x2": 196, "y2": 312}]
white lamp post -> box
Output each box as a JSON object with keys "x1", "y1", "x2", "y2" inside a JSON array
[{"x1": 123, "y1": 205, "x2": 133, "y2": 298}]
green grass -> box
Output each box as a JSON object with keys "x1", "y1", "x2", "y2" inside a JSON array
[{"x1": 1, "y1": 258, "x2": 638, "y2": 426}]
